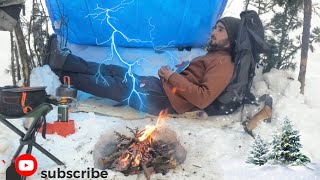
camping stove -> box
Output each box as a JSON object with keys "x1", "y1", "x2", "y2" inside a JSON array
[
  {"x1": 57, "y1": 99, "x2": 69, "y2": 122},
  {"x1": 39, "y1": 76, "x2": 77, "y2": 137},
  {"x1": 56, "y1": 76, "x2": 77, "y2": 122},
  {"x1": 53, "y1": 76, "x2": 77, "y2": 136}
]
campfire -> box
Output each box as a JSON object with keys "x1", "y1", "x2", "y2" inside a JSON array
[{"x1": 97, "y1": 110, "x2": 187, "y2": 179}]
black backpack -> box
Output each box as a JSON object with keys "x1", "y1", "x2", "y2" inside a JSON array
[{"x1": 205, "y1": 10, "x2": 270, "y2": 115}]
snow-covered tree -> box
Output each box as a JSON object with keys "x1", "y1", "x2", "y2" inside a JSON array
[
  {"x1": 246, "y1": 135, "x2": 269, "y2": 166},
  {"x1": 268, "y1": 118, "x2": 311, "y2": 165}
]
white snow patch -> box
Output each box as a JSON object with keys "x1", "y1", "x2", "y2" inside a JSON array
[
  {"x1": 263, "y1": 68, "x2": 296, "y2": 95},
  {"x1": 30, "y1": 65, "x2": 61, "y2": 96}
]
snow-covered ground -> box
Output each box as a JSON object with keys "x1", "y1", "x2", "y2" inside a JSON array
[{"x1": 0, "y1": 1, "x2": 320, "y2": 180}]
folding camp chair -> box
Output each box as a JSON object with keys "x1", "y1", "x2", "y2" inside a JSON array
[{"x1": 0, "y1": 103, "x2": 64, "y2": 179}]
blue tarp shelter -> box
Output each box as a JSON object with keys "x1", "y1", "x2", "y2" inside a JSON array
[{"x1": 45, "y1": 0, "x2": 228, "y2": 48}]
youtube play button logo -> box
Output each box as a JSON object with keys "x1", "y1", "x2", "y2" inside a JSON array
[{"x1": 15, "y1": 154, "x2": 38, "y2": 177}]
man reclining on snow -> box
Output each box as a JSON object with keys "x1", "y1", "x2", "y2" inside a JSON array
[{"x1": 47, "y1": 17, "x2": 241, "y2": 116}]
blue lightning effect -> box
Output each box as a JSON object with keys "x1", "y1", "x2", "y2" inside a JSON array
[{"x1": 86, "y1": 0, "x2": 176, "y2": 110}]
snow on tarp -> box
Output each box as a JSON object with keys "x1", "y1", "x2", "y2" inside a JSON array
[{"x1": 45, "y1": 0, "x2": 227, "y2": 47}]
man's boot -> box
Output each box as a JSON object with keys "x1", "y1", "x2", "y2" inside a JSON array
[
  {"x1": 242, "y1": 95, "x2": 273, "y2": 138},
  {"x1": 45, "y1": 34, "x2": 70, "y2": 70}
]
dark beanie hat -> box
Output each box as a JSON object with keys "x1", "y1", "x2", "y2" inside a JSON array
[{"x1": 217, "y1": 17, "x2": 240, "y2": 49}]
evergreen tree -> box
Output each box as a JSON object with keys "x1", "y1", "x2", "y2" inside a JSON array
[
  {"x1": 261, "y1": 0, "x2": 303, "y2": 72},
  {"x1": 268, "y1": 118, "x2": 311, "y2": 166},
  {"x1": 243, "y1": 0, "x2": 320, "y2": 73},
  {"x1": 243, "y1": 0, "x2": 274, "y2": 15},
  {"x1": 246, "y1": 135, "x2": 269, "y2": 166}
]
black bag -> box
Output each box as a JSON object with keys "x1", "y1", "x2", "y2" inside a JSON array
[
  {"x1": 0, "y1": 86, "x2": 47, "y2": 117},
  {"x1": 205, "y1": 10, "x2": 271, "y2": 116}
]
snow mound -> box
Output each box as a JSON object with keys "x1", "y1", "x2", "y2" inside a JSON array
[
  {"x1": 30, "y1": 65, "x2": 61, "y2": 96},
  {"x1": 263, "y1": 68, "x2": 297, "y2": 95}
]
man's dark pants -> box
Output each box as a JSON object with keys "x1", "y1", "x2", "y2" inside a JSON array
[
  {"x1": 56, "y1": 54, "x2": 241, "y2": 116},
  {"x1": 58, "y1": 54, "x2": 174, "y2": 116}
]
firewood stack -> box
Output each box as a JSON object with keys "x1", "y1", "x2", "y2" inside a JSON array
[{"x1": 99, "y1": 127, "x2": 186, "y2": 179}]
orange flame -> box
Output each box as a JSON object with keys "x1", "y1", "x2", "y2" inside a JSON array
[
  {"x1": 133, "y1": 154, "x2": 141, "y2": 166},
  {"x1": 119, "y1": 153, "x2": 130, "y2": 168},
  {"x1": 138, "y1": 125, "x2": 156, "y2": 142},
  {"x1": 156, "y1": 109, "x2": 168, "y2": 126},
  {"x1": 120, "y1": 154, "x2": 130, "y2": 163},
  {"x1": 138, "y1": 109, "x2": 168, "y2": 142}
]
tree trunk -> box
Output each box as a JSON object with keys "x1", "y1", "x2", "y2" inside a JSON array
[
  {"x1": 10, "y1": 32, "x2": 17, "y2": 86},
  {"x1": 27, "y1": 0, "x2": 35, "y2": 67},
  {"x1": 14, "y1": 21, "x2": 31, "y2": 86},
  {"x1": 298, "y1": 0, "x2": 312, "y2": 94},
  {"x1": 14, "y1": 42, "x2": 22, "y2": 82}
]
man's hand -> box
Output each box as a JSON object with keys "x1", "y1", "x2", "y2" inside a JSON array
[{"x1": 158, "y1": 65, "x2": 174, "y2": 81}]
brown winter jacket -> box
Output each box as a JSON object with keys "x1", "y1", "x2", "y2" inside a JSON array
[{"x1": 162, "y1": 49, "x2": 234, "y2": 113}]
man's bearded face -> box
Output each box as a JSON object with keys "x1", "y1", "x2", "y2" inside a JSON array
[{"x1": 207, "y1": 22, "x2": 230, "y2": 50}]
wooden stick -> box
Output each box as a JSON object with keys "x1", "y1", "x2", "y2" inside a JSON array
[
  {"x1": 114, "y1": 131, "x2": 132, "y2": 141},
  {"x1": 99, "y1": 150, "x2": 123, "y2": 168},
  {"x1": 126, "y1": 126, "x2": 139, "y2": 137},
  {"x1": 140, "y1": 161, "x2": 150, "y2": 180},
  {"x1": 100, "y1": 141, "x2": 132, "y2": 168}
]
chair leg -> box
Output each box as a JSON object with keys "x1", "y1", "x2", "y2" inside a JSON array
[
  {"x1": 33, "y1": 143, "x2": 64, "y2": 165},
  {"x1": 12, "y1": 145, "x2": 25, "y2": 163},
  {"x1": 26, "y1": 138, "x2": 34, "y2": 155},
  {"x1": 0, "y1": 116, "x2": 64, "y2": 165},
  {"x1": 6, "y1": 162, "x2": 21, "y2": 180}
]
